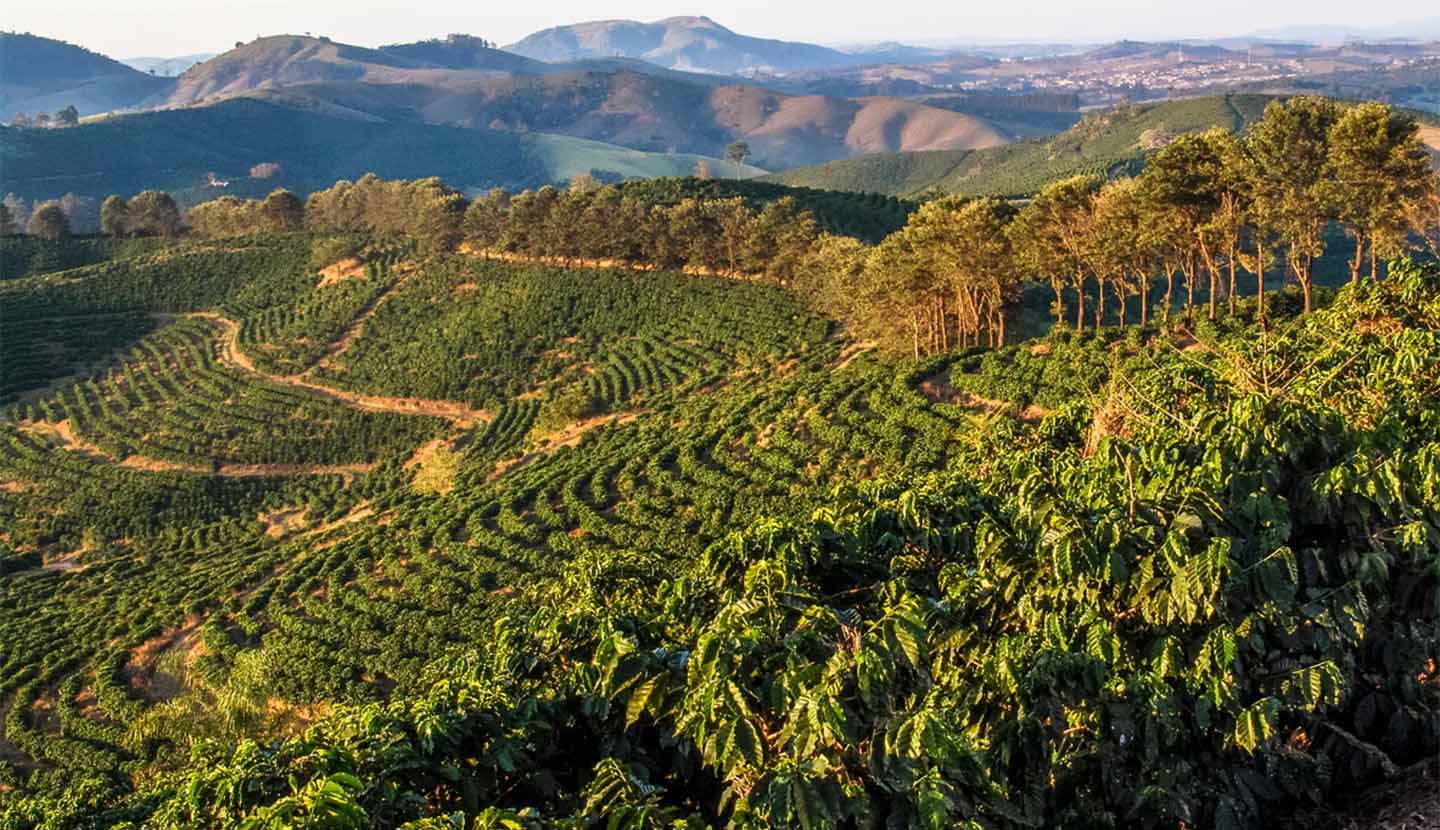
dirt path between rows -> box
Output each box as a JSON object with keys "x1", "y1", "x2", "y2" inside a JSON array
[
  {"x1": 916, "y1": 369, "x2": 1051, "y2": 423},
  {"x1": 194, "y1": 313, "x2": 491, "y2": 427},
  {"x1": 486, "y1": 412, "x2": 639, "y2": 483},
  {"x1": 16, "y1": 420, "x2": 376, "y2": 479}
]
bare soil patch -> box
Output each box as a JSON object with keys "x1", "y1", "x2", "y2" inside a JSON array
[
  {"x1": 259, "y1": 508, "x2": 310, "y2": 540},
  {"x1": 831, "y1": 341, "x2": 877, "y2": 371},
  {"x1": 317, "y1": 257, "x2": 366, "y2": 287},
  {"x1": 125, "y1": 615, "x2": 205, "y2": 703}
]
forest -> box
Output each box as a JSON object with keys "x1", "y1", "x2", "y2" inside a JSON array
[{"x1": 0, "y1": 95, "x2": 1437, "y2": 830}]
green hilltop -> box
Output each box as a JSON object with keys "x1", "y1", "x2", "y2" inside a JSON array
[
  {"x1": 766, "y1": 94, "x2": 1278, "y2": 197},
  {"x1": 0, "y1": 98, "x2": 758, "y2": 207}
]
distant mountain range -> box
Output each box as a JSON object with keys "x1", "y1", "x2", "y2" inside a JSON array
[
  {"x1": 504, "y1": 16, "x2": 876, "y2": 75},
  {"x1": 121, "y1": 53, "x2": 217, "y2": 77},
  {"x1": 155, "y1": 34, "x2": 1012, "y2": 170},
  {"x1": 6, "y1": 16, "x2": 1438, "y2": 210}
]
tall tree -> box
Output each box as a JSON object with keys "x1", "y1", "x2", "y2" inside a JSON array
[
  {"x1": 1244, "y1": 97, "x2": 1340, "y2": 314},
  {"x1": 1009, "y1": 175, "x2": 1101, "y2": 331},
  {"x1": 724, "y1": 142, "x2": 752, "y2": 178},
  {"x1": 261, "y1": 189, "x2": 305, "y2": 232},
  {"x1": 463, "y1": 189, "x2": 511, "y2": 252},
  {"x1": 1403, "y1": 171, "x2": 1440, "y2": 260},
  {"x1": 128, "y1": 191, "x2": 184, "y2": 238},
  {"x1": 0, "y1": 201, "x2": 13, "y2": 236},
  {"x1": 1089, "y1": 178, "x2": 1154, "y2": 329},
  {"x1": 100, "y1": 195, "x2": 130, "y2": 238},
  {"x1": 28, "y1": 201, "x2": 70, "y2": 241},
  {"x1": 1325, "y1": 102, "x2": 1433, "y2": 282},
  {"x1": 1142, "y1": 129, "x2": 1237, "y2": 320}
]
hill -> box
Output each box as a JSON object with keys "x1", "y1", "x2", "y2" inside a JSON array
[
  {"x1": 504, "y1": 15, "x2": 864, "y2": 74},
  {"x1": 0, "y1": 98, "x2": 755, "y2": 206},
  {"x1": 0, "y1": 226, "x2": 1435, "y2": 826},
  {"x1": 767, "y1": 94, "x2": 1277, "y2": 196},
  {"x1": 0, "y1": 32, "x2": 172, "y2": 119},
  {"x1": 149, "y1": 35, "x2": 1010, "y2": 170}
]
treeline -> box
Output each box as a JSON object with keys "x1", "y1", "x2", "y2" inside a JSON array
[
  {"x1": 803, "y1": 97, "x2": 1440, "y2": 355},
  {"x1": 84, "y1": 98, "x2": 1440, "y2": 359},
  {"x1": 178, "y1": 175, "x2": 826, "y2": 282},
  {"x1": 463, "y1": 184, "x2": 821, "y2": 281}
]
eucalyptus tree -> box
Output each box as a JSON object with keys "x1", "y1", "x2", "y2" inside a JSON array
[
  {"x1": 100, "y1": 195, "x2": 129, "y2": 238},
  {"x1": 27, "y1": 201, "x2": 70, "y2": 241},
  {"x1": 1143, "y1": 128, "x2": 1244, "y2": 320},
  {"x1": 1088, "y1": 178, "x2": 1152, "y2": 328},
  {"x1": 1243, "y1": 97, "x2": 1340, "y2": 314},
  {"x1": 1008, "y1": 175, "x2": 1102, "y2": 331},
  {"x1": 1325, "y1": 102, "x2": 1433, "y2": 282}
]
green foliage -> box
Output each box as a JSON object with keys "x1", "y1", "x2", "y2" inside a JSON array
[
  {"x1": 614, "y1": 178, "x2": 915, "y2": 243},
  {"x1": 770, "y1": 95, "x2": 1275, "y2": 198}
]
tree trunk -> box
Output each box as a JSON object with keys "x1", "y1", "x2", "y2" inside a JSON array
[
  {"x1": 1140, "y1": 271, "x2": 1150, "y2": 328},
  {"x1": 1255, "y1": 239, "x2": 1266, "y2": 325},
  {"x1": 1350, "y1": 233, "x2": 1364, "y2": 286},
  {"x1": 1227, "y1": 250, "x2": 1238, "y2": 317},
  {"x1": 1075, "y1": 274, "x2": 1086, "y2": 333},
  {"x1": 1163, "y1": 267, "x2": 1175, "y2": 325},
  {"x1": 1115, "y1": 278, "x2": 1128, "y2": 328},
  {"x1": 1095, "y1": 275, "x2": 1105, "y2": 331}
]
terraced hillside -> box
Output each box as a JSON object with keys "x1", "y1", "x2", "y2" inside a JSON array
[
  {"x1": 0, "y1": 233, "x2": 973, "y2": 819},
  {"x1": 1, "y1": 221, "x2": 1436, "y2": 828}
]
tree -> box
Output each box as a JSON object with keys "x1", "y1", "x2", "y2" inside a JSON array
[
  {"x1": 1244, "y1": 97, "x2": 1339, "y2": 314},
  {"x1": 463, "y1": 189, "x2": 510, "y2": 252},
  {"x1": 0, "y1": 201, "x2": 13, "y2": 236},
  {"x1": 410, "y1": 179, "x2": 468, "y2": 253},
  {"x1": 261, "y1": 189, "x2": 305, "y2": 231},
  {"x1": 128, "y1": 190, "x2": 184, "y2": 237},
  {"x1": 54, "y1": 105, "x2": 80, "y2": 127},
  {"x1": 1403, "y1": 172, "x2": 1440, "y2": 260},
  {"x1": 1088, "y1": 178, "x2": 1154, "y2": 328},
  {"x1": 1325, "y1": 102, "x2": 1433, "y2": 282},
  {"x1": 3, "y1": 194, "x2": 28, "y2": 232},
  {"x1": 568, "y1": 172, "x2": 602, "y2": 194},
  {"x1": 1142, "y1": 129, "x2": 1237, "y2": 321},
  {"x1": 28, "y1": 201, "x2": 70, "y2": 240},
  {"x1": 1009, "y1": 175, "x2": 1101, "y2": 331},
  {"x1": 724, "y1": 142, "x2": 751, "y2": 178},
  {"x1": 58, "y1": 192, "x2": 97, "y2": 234},
  {"x1": 693, "y1": 159, "x2": 713, "y2": 180},
  {"x1": 743, "y1": 197, "x2": 818, "y2": 283}
]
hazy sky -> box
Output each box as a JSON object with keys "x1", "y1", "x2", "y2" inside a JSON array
[{"x1": 10, "y1": 0, "x2": 1438, "y2": 58}]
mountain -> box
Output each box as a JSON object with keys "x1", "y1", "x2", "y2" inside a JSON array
[
  {"x1": 504, "y1": 16, "x2": 864, "y2": 75},
  {"x1": 0, "y1": 97, "x2": 760, "y2": 206},
  {"x1": 154, "y1": 35, "x2": 1011, "y2": 170},
  {"x1": 0, "y1": 32, "x2": 173, "y2": 119},
  {"x1": 121, "y1": 53, "x2": 217, "y2": 77},
  {"x1": 766, "y1": 94, "x2": 1277, "y2": 197}
]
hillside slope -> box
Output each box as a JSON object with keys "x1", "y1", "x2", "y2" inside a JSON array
[
  {"x1": 0, "y1": 98, "x2": 753, "y2": 205},
  {"x1": 767, "y1": 94, "x2": 1277, "y2": 196},
  {"x1": 0, "y1": 33, "x2": 173, "y2": 119},
  {"x1": 505, "y1": 15, "x2": 861, "y2": 74},
  {"x1": 153, "y1": 36, "x2": 1010, "y2": 170}
]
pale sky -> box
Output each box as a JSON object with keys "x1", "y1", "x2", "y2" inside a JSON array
[{"x1": 7, "y1": 0, "x2": 1438, "y2": 58}]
